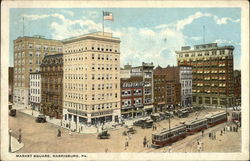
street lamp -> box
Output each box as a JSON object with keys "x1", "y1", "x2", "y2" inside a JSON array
[
  {"x1": 69, "y1": 118, "x2": 72, "y2": 130},
  {"x1": 9, "y1": 129, "x2": 12, "y2": 152}
]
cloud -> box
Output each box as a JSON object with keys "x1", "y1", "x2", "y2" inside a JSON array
[
  {"x1": 158, "y1": 11, "x2": 240, "y2": 31},
  {"x1": 21, "y1": 11, "x2": 240, "y2": 68},
  {"x1": 190, "y1": 36, "x2": 202, "y2": 41},
  {"x1": 61, "y1": 10, "x2": 74, "y2": 16},
  {"x1": 214, "y1": 39, "x2": 241, "y2": 46}
]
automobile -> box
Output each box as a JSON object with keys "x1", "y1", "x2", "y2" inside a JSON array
[
  {"x1": 123, "y1": 127, "x2": 136, "y2": 136},
  {"x1": 98, "y1": 130, "x2": 110, "y2": 139},
  {"x1": 133, "y1": 119, "x2": 146, "y2": 127},
  {"x1": 9, "y1": 109, "x2": 16, "y2": 117},
  {"x1": 142, "y1": 119, "x2": 153, "y2": 129},
  {"x1": 35, "y1": 115, "x2": 46, "y2": 123}
]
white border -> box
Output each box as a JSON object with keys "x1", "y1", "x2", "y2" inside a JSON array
[{"x1": 1, "y1": 1, "x2": 249, "y2": 161}]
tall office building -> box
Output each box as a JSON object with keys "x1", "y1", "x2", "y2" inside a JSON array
[
  {"x1": 63, "y1": 32, "x2": 121, "y2": 125},
  {"x1": 13, "y1": 35, "x2": 62, "y2": 108},
  {"x1": 175, "y1": 43, "x2": 235, "y2": 107}
]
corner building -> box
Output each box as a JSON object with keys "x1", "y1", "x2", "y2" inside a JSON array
[
  {"x1": 13, "y1": 36, "x2": 62, "y2": 108},
  {"x1": 175, "y1": 43, "x2": 235, "y2": 107},
  {"x1": 63, "y1": 32, "x2": 121, "y2": 125}
]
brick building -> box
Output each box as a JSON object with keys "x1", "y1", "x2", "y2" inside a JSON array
[
  {"x1": 234, "y1": 70, "x2": 241, "y2": 106},
  {"x1": 120, "y1": 76, "x2": 144, "y2": 118},
  {"x1": 176, "y1": 43, "x2": 235, "y2": 107},
  {"x1": 153, "y1": 66, "x2": 181, "y2": 112},
  {"x1": 40, "y1": 54, "x2": 63, "y2": 119}
]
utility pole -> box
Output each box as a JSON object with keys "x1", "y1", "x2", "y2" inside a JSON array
[{"x1": 203, "y1": 25, "x2": 205, "y2": 44}]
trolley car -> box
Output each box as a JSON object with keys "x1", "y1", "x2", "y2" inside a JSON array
[
  {"x1": 206, "y1": 112, "x2": 227, "y2": 127},
  {"x1": 185, "y1": 118, "x2": 207, "y2": 135},
  {"x1": 232, "y1": 111, "x2": 241, "y2": 122},
  {"x1": 152, "y1": 125, "x2": 186, "y2": 148}
]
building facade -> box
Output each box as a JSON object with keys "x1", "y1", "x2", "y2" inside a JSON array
[
  {"x1": 176, "y1": 43, "x2": 235, "y2": 107},
  {"x1": 29, "y1": 72, "x2": 41, "y2": 111},
  {"x1": 63, "y1": 32, "x2": 121, "y2": 125},
  {"x1": 13, "y1": 36, "x2": 62, "y2": 108},
  {"x1": 40, "y1": 54, "x2": 63, "y2": 119},
  {"x1": 120, "y1": 76, "x2": 144, "y2": 118},
  {"x1": 130, "y1": 62, "x2": 154, "y2": 114},
  {"x1": 234, "y1": 70, "x2": 241, "y2": 106},
  {"x1": 153, "y1": 66, "x2": 181, "y2": 112},
  {"x1": 179, "y1": 65, "x2": 192, "y2": 107},
  {"x1": 9, "y1": 67, "x2": 14, "y2": 103}
]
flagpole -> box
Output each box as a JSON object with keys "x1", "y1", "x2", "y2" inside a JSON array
[{"x1": 102, "y1": 11, "x2": 104, "y2": 35}]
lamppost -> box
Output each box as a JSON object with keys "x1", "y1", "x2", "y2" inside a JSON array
[
  {"x1": 69, "y1": 118, "x2": 71, "y2": 130},
  {"x1": 75, "y1": 106, "x2": 78, "y2": 132},
  {"x1": 9, "y1": 129, "x2": 12, "y2": 152}
]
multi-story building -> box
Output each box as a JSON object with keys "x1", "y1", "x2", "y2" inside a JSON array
[
  {"x1": 176, "y1": 43, "x2": 235, "y2": 107},
  {"x1": 13, "y1": 35, "x2": 62, "y2": 108},
  {"x1": 234, "y1": 70, "x2": 241, "y2": 106},
  {"x1": 130, "y1": 62, "x2": 154, "y2": 114},
  {"x1": 63, "y1": 32, "x2": 121, "y2": 125},
  {"x1": 179, "y1": 65, "x2": 192, "y2": 107},
  {"x1": 40, "y1": 54, "x2": 63, "y2": 119},
  {"x1": 120, "y1": 76, "x2": 144, "y2": 118},
  {"x1": 9, "y1": 67, "x2": 14, "y2": 103},
  {"x1": 29, "y1": 72, "x2": 41, "y2": 111},
  {"x1": 153, "y1": 66, "x2": 181, "y2": 112}
]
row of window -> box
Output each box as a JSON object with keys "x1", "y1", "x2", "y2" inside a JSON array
[
  {"x1": 64, "y1": 53, "x2": 118, "y2": 62},
  {"x1": 30, "y1": 81, "x2": 40, "y2": 87},
  {"x1": 64, "y1": 64, "x2": 118, "y2": 72},
  {"x1": 121, "y1": 89, "x2": 143, "y2": 96},
  {"x1": 64, "y1": 101, "x2": 118, "y2": 111},
  {"x1": 30, "y1": 88, "x2": 40, "y2": 95},
  {"x1": 64, "y1": 74, "x2": 118, "y2": 80},
  {"x1": 122, "y1": 98, "x2": 142, "y2": 107},
  {"x1": 15, "y1": 43, "x2": 62, "y2": 52},
  {"x1": 65, "y1": 92, "x2": 118, "y2": 101},
  {"x1": 64, "y1": 46, "x2": 118, "y2": 54},
  {"x1": 65, "y1": 83, "x2": 118, "y2": 91},
  {"x1": 30, "y1": 95, "x2": 40, "y2": 102},
  {"x1": 179, "y1": 50, "x2": 232, "y2": 58}
]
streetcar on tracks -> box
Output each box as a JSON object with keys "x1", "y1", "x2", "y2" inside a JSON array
[
  {"x1": 152, "y1": 125, "x2": 186, "y2": 148},
  {"x1": 232, "y1": 111, "x2": 241, "y2": 127},
  {"x1": 185, "y1": 118, "x2": 207, "y2": 135},
  {"x1": 151, "y1": 111, "x2": 228, "y2": 148},
  {"x1": 206, "y1": 112, "x2": 227, "y2": 127}
]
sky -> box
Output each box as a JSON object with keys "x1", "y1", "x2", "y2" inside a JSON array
[{"x1": 9, "y1": 8, "x2": 241, "y2": 69}]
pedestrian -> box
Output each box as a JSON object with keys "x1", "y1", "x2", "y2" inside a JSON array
[
  {"x1": 230, "y1": 126, "x2": 232, "y2": 132},
  {"x1": 233, "y1": 126, "x2": 235, "y2": 132},
  {"x1": 209, "y1": 132, "x2": 211, "y2": 139},
  {"x1": 220, "y1": 130, "x2": 223, "y2": 136},
  {"x1": 223, "y1": 127, "x2": 226, "y2": 134},
  {"x1": 57, "y1": 129, "x2": 61, "y2": 137},
  {"x1": 169, "y1": 146, "x2": 172, "y2": 153},
  {"x1": 18, "y1": 128, "x2": 22, "y2": 143},
  {"x1": 197, "y1": 139, "x2": 199, "y2": 145},
  {"x1": 143, "y1": 137, "x2": 147, "y2": 148},
  {"x1": 236, "y1": 126, "x2": 238, "y2": 132},
  {"x1": 202, "y1": 130, "x2": 204, "y2": 136}
]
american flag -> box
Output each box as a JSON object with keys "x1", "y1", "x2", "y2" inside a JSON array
[{"x1": 103, "y1": 11, "x2": 113, "y2": 21}]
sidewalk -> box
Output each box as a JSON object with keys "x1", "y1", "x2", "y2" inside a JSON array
[
  {"x1": 10, "y1": 136, "x2": 24, "y2": 152},
  {"x1": 17, "y1": 108, "x2": 125, "y2": 134}
]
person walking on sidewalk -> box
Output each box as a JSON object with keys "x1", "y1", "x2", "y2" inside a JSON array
[
  {"x1": 57, "y1": 129, "x2": 61, "y2": 137},
  {"x1": 143, "y1": 136, "x2": 147, "y2": 148},
  {"x1": 18, "y1": 128, "x2": 22, "y2": 143}
]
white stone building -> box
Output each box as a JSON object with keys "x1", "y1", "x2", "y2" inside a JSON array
[
  {"x1": 179, "y1": 65, "x2": 192, "y2": 107},
  {"x1": 29, "y1": 72, "x2": 41, "y2": 111}
]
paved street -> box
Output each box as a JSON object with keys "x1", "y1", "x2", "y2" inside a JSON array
[{"x1": 9, "y1": 108, "x2": 241, "y2": 153}]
